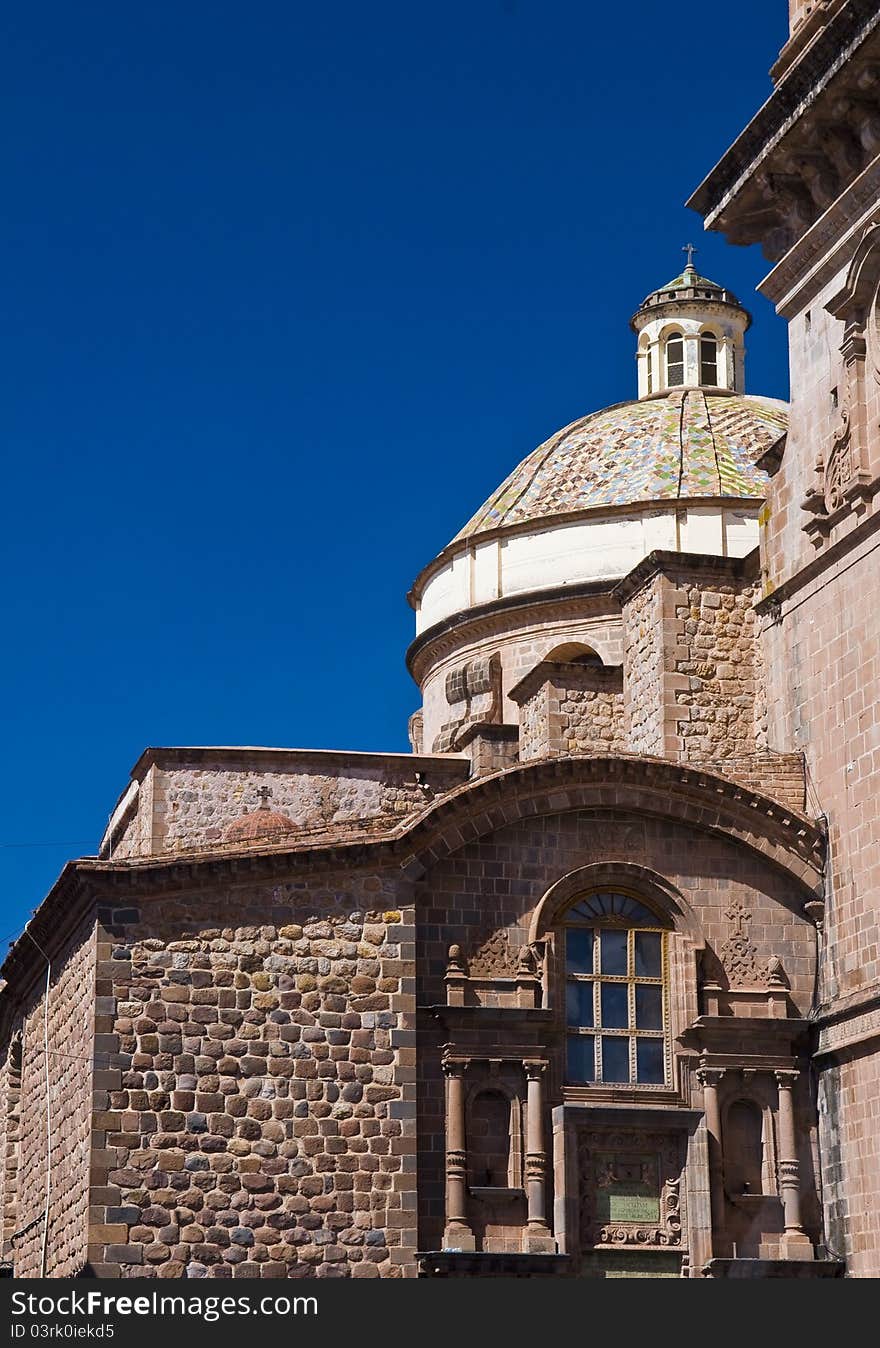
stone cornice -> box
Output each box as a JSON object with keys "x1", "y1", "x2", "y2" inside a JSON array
[
  {"x1": 406, "y1": 581, "x2": 620, "y2": 685},
  {"x1": 129, "y1": 744, "x2": 468, "y2": 782},
  {"x1": 688, "y1": 1, "x2": 880, "y2": 262},
  {"x1": 610, "y1": 548, "x2": 760, "y2": 606},
  {"x1": 759, "y1": 157, "x2": 880, "y2": 313},
  {"x1": 508, "y1": 660, "x2": 622, "y2": 707}
]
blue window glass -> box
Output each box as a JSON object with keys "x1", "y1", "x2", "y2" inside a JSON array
[
  {"x1": 635, "y1": 984, "x2": 663, "y2": 1030},
  {"x1": 636, "y1": 1039, "x2": 665, "y2": 1085},
  {"x1": 566, "y1": 928, "x2": 593, "y2": 975},
  {"x1": 602, "y1": 1037, "x2": 630, "y2": 1083},
  {"x1": 567, "y1": 1035, "x2": 595, "y2": 1082},
  {"x1": 600, "y1": 929, "x2": 628, "y2": 976},
  {"x1": 601, "y1": 983, "x2": 629, "y2": 1029},
  {"x1": 566, "y1": 981, "x2": 593, "y2": 1027},
  {"x1": 635, "y1": 931, "x2": 662, "y2": 978}
]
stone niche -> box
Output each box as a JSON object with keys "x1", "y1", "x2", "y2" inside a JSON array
[{"x1": 510, "y1": 659, "x2": 625, "y2": 762}]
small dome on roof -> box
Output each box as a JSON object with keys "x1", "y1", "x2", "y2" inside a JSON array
[{"x1": 225, "y1": 806, "x2": 297, "y2": 844}]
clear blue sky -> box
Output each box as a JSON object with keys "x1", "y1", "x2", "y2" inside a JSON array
[{"x1": 1, "y1": 1, "x2": 791, "y2": 941}]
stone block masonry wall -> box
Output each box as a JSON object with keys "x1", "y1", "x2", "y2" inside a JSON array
[
  {"x1": 760, "y1": 522, "x2": 880, "y2": 1273},
  {"x1": 619, "y1": 555, "x2": 772, "y2": 773},
  {"x1": 515, "y1": 664, "x2": 625, "y2": 762},
  {"x1": 0, "y1": 1041, "x2": 21, "y2": 1261},
  {"x1": 105, "y1": 752, "x2": 469, "y2": 859},
  {"x1": 817, "y1": 1045, "x2": 880, "y2": 1275},
  {"x1": 672, "y1": 576, "x2": 763, "y2": 761},
  {"x1": 621, "y1": 574, "x2": 666, "y2": 756},
  {"x1": 761, "y1": 534, "x2": 880, "y2": 1003},
  {"x1": 88, "y1": 871, "x2": 417, "y2": 1278},
  {"x1": 13, "y1": 916, "x2": 96, "y2": 1276}
]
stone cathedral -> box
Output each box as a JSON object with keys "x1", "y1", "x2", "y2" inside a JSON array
[{"x1": 1, "y1": 0, "x2": 879, "y2": 1280}]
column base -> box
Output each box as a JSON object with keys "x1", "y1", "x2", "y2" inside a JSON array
[
  {"x1": 780, "y1": 1233, "x2": 814, "y2": 1261},
  {"x1": 524, "y1": 1230, "x2": 557, "y2": 1254},
  {"x1": 442, "y1": 1225, "x2": 476, "y2": 1252}
]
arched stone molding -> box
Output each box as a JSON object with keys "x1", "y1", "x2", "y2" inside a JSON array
[
  {"x1": 400, "y1": 756, "x2": 825, "y2": 900},
  {"x1": 526, "y1": 861, "x2": 706, "y2": 949}
]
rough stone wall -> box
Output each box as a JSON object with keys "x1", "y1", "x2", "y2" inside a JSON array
[
  {"x1": 87, "y1": 872, "x2": 417, "y2": 1278},
  {"x1": 517, "y1": 668, "x2": 625, "y2": 762},
  {"x1": 13, "y1": 916, "x2": 96, "y2": 1277},
  {"x1": 104, "y1": 756, "x2": 470, "y2": 860},
  {"x1": 517, "y1": 686, "x2": 549, "y2": 762},
  {"x1": 556, "y1": 684, "x2": 625, "y2": 754},
  {"x1": 672, "y1": 577, "x2": 761, "y2": 761},
  {"x1": 158, "y1": 767, "x2": 431, "y2": 853},
  {"x1": 415, "y1": 808, "x2": 816, "y2": 1250},
  {"x1": 621, "y1": 578, "x2": 666, "y2": 756}
]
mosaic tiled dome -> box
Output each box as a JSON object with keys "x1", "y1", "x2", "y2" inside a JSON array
[{"x1": 453, "y1": 389, "x2": 786, "y2": 542}]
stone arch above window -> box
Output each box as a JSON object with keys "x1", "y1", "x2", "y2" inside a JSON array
[
  {"x1": 528, "y1": 862, "x2": 705, "y2": 947},
  {"x1": 542, "y1": 641, "x2": 604, "y2": 666}
]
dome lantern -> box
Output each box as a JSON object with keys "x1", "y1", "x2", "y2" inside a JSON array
[{"x1": 631, "y1": 245, "x2": 751, "y2": 398}]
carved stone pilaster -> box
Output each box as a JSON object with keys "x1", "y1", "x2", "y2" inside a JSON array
[
  {"x1": 523, "y1": 1061, "x2": 555, "y2": 1252},
  {"x1": 774, "y1": 1070, "x2": 813, "y2": 1260},
  {"x1": 442, "y1": 1057, "x2": 475, "y2": 1250},
  {"x1": 697, "y1": 1065, "x2": 728, "y2": 1257}
]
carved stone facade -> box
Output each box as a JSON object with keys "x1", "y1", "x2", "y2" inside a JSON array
[
  {"x1": 1, "y1": 0, "x2": 876, "y2": 1282},
  {"x1": 693, "y1": 0, "x2": 880, "y2": 1278}
]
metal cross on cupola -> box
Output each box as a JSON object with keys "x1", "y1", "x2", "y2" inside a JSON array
[{"x1": 683, "y1": 243, "x2": 698, "y2": 271}]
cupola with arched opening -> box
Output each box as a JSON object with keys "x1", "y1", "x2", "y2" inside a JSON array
[{"x1": 631, "y1": 248, "x2": 750, "y2": 398}]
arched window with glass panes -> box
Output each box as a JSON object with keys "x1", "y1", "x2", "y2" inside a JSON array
[
  {"x1": 564, "y1": 891, "x2": 670, "y2": 1087},
  {"x1": 665, "y1": 332, "x2": 684, "y2": 387}
]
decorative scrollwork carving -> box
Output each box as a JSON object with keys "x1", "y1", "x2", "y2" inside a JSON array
[
  {"x1": 578, "y1": 1129, "x2": 684, "y2": 1251},
  {"x1": 825, "y1": 412, "x2": 853, "y2": 512},
  {"x1": 468, "y1": 928, "x2": 516, "y2": 977}
]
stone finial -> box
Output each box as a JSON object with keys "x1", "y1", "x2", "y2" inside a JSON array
[
  {"x1": 766, "y1": 955, "x2": 789, "y2": 987},
  {"x1": 446, "y1": 944, "x2": 465, "y2": 975}
]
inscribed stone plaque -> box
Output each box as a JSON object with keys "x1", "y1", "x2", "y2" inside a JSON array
[{"x1": 594, "y1": 1153, "x2": 660, "y2": 1225}]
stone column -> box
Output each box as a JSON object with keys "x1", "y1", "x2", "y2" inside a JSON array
[
  {"x1": 524, "y1": 1061, "x2": 555, "y2": 1252},
  {"x1": 442, "y1": 1059, "x2": 475, "y2": 1250},
  {"x1": 775, "y1": 1070, "x2": 813, "y2": 1260},
  {"x1": 697, "y1": 1066, "x2": 728, "y2": 1257}
]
